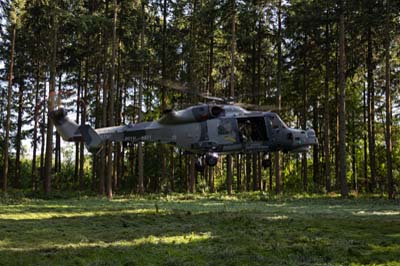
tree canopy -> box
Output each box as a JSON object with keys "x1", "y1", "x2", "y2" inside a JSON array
[{"x1": 0, "y1": 0, "x2": 399, "y2": 198}]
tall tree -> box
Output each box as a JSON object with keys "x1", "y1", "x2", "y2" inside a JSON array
[
  {"x1": 14, "y1": 75, "x2": 25, "y2": 188},
  {"x1": 79, "y1": 61, "x2": 88, "y2": 190},
  {"x1": 2, "y1": 0, "x2": 25, "y2": 193},
  {"x1": 302, "y1": 35, "x2": 308, "y2": 192},
  {"x1": 2, "y1": 11, "x2": 16, "y2": 193},
  {"x1": 226, "y1": 0, "x2": 236, "y2": 195},
  {"x1": 31, "y1": 64, "x2": 41, "y2": 191},
  {"x1": 207, "y1": 0, "x2": 216, "y2": 193},
  {"x1": 338, "y1": 0, "x2": 349, "y2": 197},
  {"x1": 275, "y1": 0, "x2": 282, "y2": 193},
  {"x1": 366, "y1": 6, "x2": 376, "y2": 192},
  {"x1": 137, "y1": 0, "x2": 145, "y2": 194},
  {"x1": 44, "y1": 3, "x2": 58, "y2": 194},
  {"x1": 324, "y1": 4, "x2": 331, "y2": 192},
  {"x1": 160, "y1": 0, "x2": 169, "y2": 192},
  {"x1": 74, "y1": 65, "x2": 81, "y2": 184},
  {"x1": 384, "y1": 0, "x2": 394, "y2": 199},
  {"x1": 40, "y1": 88, "x2": 46, "y2": 189},
  {"x1": 106, "y1": 0, "x2": 118, "y2": 199}
]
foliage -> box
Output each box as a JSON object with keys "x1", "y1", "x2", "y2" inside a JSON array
[{"x1": 0, "y1": 0, "x2": 399, "y2": 196}]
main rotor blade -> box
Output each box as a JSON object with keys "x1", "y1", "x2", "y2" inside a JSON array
[
  {"x1": 235, "y1": 102, "x2": 281, "y2": 112},
  {"x1": 199, "y1": 94, "x2": 225, "y2": 103},
  {"x1": 159, "y1": 79, "x2": 191, "y2": 93},
  {"x1": 132, "y1": 73, "x2": 191, "y2": 93}
]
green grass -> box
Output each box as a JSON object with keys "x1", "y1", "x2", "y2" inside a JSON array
[{"x1": 0, "y1": 193, "x2": 399, "y2": 266}]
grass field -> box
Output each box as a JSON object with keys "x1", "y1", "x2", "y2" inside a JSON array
[{"x1": 0, "y1": 193, "x2": 399, "y2": 266}]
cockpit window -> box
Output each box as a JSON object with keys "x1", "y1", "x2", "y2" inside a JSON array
[
  {"x1": 270, "y1": 115, "x2": 288, "y2": 129},
  {"x1": 271, "y1": 116, "x2": 279, "y2": 129},
  {"x1": 278, "y1": 116, "x2": 288, "y2": 128}
]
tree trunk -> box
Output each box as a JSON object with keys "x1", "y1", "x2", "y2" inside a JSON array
[
  {"x1": 137, "y1": 1, "x2": 146, "y2": 194},
  {"x1": 120, "y1": 84, "x2": 127, "y2": 190},
  {"x1": 275, "y1": 0, "x2": 282, "y2": 194},
  {"x1": 207, "y1": 0, "x2": 215, "y2": 95},
  {"x1": 245, "y1": 154, "x2": 251, "y2": 191},
  {"x1": 40, "y1": 88, "x2": 47, "y2": 190},
  {"x1": 367, "y1": 25, "x2": 376, "y2": 192},
  {"x1": 113, "y1": 41, "x2": 122, "y2": 192},
  {"x1": 302, "y1": 36, "x2": 308, "y2": 192},
  {"x1": 324, "y1": 15, "x2": 331, "y2": 192},
  {"x1": 106, "y1": 0, "x2": 118, "y2": 199},
  {"x1": 55, "y1": 74, "x2": 62, "y2": 180},
  {"x1": 258, "y1": 153, "x2": 262, "y2": 190},
  {"x1": 74, "y1": 65, "x2": 81, "y2": 184},
  {"x1": 160, "y1": 0, "x2": 169, "y2": 193},
  {"x1": 2, "y1": 25, "x2": 16, "y2": 193},
  {"x1": 363, "y1": 87, "x2": 368, "y2": 192},
  {"x1": 351, "y1": 119, "x2": 357, "y2": 191},
  {"x1": 384, "y1": 2, "x2": 394, "y2": 199},
  {"x1": 206, "y1": 1, "x2": 216, "y2": 194},
  {"x1": 312, "y1": 100, "x2": 319, "y2": 190},
  {"x1": 99, "y1": 70, "x2": 108, "y2": 196},
  {"x1": 338, "y1": 0, "x2": 349, "y2": 197},
  {"x1": 32, "y1": 65, "x2": 41, "y2": 191},
  {"x1": 209, "y1": 165, "x2": 214, "y2": 193},
  {"x1": 189, "y1": 155, "x2": 196, "y2": 193},
  {"x1": 252, "y1": 154, "x2": 258, "y2": 191},
  {"x1": 334, "y1": 47, "x2": 340, "y2": 190},
  {"x1": 226, "y1": 0, "x2": 236, "y2": 195},
  {"x1": 15, "y1": 78, "x2": 24, "y2": 188},
  {"x1": 269, "y1": 157, "x2": 273, "y2": 191},
  {"x1": 92, "y1": 70, "x2": 100, "y2": 191},
  {"x1": 236, "y1": 154, "x2": 241, "y2": 191},
  {"x1": 79, "y1": 60, "x2": 88, "y2": 190},
  {"x1": 44, "y1": 12, "x2": 58, "y2": 194},
  {"x1": 170, "y1": 147, "x2": 175, "y2": 191},
  {"x1": 227, "y1": 155, "x2": 232, "y2": 195}
]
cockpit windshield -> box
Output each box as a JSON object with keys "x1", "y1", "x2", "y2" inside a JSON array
[
  {"x1": 224, "y1": 106, "x2": 249, "y2": 115},
  {"x1": 270, "y1": 114, "x2": 288, "y2": 129}
]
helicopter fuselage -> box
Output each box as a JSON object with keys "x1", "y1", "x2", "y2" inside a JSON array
[{"x1": 51, "y1": 104, "x2": 317, "y2": 155}]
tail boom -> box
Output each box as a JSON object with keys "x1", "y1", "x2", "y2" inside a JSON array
[{"x1": 50, "y1": 108, "x2": 82, "y2": 141}]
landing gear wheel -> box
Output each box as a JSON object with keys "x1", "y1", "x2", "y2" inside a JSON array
[{"x1": 205, "y1": 153, "x2": 219, "y2": 167}]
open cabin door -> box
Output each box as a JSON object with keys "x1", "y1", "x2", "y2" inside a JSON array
[{"x1": 237, "y1": 117, "x2": 268, "y2": 143}]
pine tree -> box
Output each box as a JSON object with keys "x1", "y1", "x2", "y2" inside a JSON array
[{"x1": 338, "y1": 0, "x2": 349, "y2": 197}]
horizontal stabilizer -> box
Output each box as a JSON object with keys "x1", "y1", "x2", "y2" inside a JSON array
[{"x1": 79, "y1": 125, "x2": 103, "y2": 153}]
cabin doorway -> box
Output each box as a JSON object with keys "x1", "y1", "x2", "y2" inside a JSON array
[{"x1": 237, "y1": 117, "x2": 268, "y2": 142}]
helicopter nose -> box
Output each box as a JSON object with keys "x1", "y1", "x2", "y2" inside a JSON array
[
  {"x1": 305, "y1": 129, "x2": 318, "y2": 145},
  {"x1": 289, "y1": 129, "x2": 317, "y2": 147}
]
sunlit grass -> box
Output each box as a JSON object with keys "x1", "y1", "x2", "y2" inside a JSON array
[
  {"x1": 0, "y1": 232, "x2": 213, "y2": 252},
  {"x1": 0, "y1": 208, "x2": 166, "y2": 220},
  {"x1": 0, "y1": 194, "x2": 399, "y2": 266},
  {"x1": 353, "y1": 210, "x2": 400, "y2": 216}
]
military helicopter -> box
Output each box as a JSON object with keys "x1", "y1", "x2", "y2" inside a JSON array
[{"x1": 51, "y1": 88, "x2": 318, "y2": 169}]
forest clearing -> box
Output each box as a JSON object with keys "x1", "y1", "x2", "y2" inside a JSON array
[
  {"x1": 0, "y1": 194, "x2": 399, "y2": 266},
  {"x1": 1, "y1": 1, "x2": 400, "y2": 264},
  {"x1": 1, "y1": 0, "x2": 400, "y2": 199}
]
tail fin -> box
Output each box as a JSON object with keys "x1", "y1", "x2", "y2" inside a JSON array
[
  {"x1": 51, "y1": 108, "x2": 81, "y2": 141},
  {"x1": 51, "y1": 108, "x2": 103, "y2": 153},
  {"x1": 79, "y1": 125, "x2": 103, "y2": 153}
]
